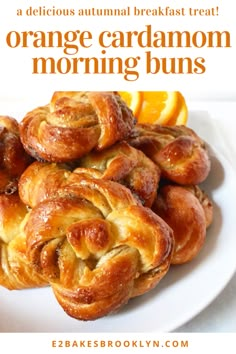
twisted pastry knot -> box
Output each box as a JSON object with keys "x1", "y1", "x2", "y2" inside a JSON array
[
  {"x1": 18, "y1": 139, "x2": 161, "y2": 209},
  {"x1": 23, "y1": 174, "x2": 173, "y2": 320},
  {"x1": 19, "y1": 91, "x2": 135, "y2": 163},
  {"x1": 0, "y1": 194, "x2": 47, "y2": 290},
  {"x1": 77, "y1": 140, "x2": 160, "y2": 207},
  {"x1": 152, "y1": 184, "x2": 213, "y2": 264},
  {"x1": 128, "y1": 124, "x2": 211, "y2": 185},
  {"x1": 184, "y1": 184, "x2": 213, "y2": 228},
  {"x1": 0, "y1": 116, "x2": 32, "y2": 195}
]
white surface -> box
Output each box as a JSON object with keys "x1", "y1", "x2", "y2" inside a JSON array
[
  {"x1": 175, "y1": 100, "x2": 236, "y2": 332},
  {"x1": 0, "y1": 100, "x2": 235, "y2": 333},
  {"x1": 1, "y1": 1, "x2": 236, "y2": 96}
]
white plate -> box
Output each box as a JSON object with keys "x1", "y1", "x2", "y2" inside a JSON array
[{"x1": 0, "y1": 105, "x2": 236, "y2": 333}]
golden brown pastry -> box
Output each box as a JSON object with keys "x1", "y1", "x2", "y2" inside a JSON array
[
  {"x1": 77, "y1": 141, "x2": 161, "y2": 207},
  {"x1": 18, "y1": 161, "x2": 70, "y2": 208},
  {"x1": 19, "y1": 91, "x2": 135, "y2": 162},
  {"x1": 23, "y1": 173, "x2": 173, "y2": 320},
  {"x1": 0, "y1": 194, "x2": 47, "y2": 289},
  {"x1": 19, "y1": 161, "x2": 107, "y2": 208},
  {"x1": 19, "y1": 148, "x2": 160, "y2": 209},
  {"x1": 128, "y1": 124, "x2": 211, "y2": 185},
  {"x1": 0, "y1": 116, "x2": 32, "y2": 195},
  {"x1": 152, "y1": 184, "x2": 211, "y2": 264},
  {"x1": 184, "y1": 185, "x2": 213, "y2": 228}
]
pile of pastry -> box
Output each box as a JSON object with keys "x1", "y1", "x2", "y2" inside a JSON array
[{"x1": 0, "y1": 91, "x2": 213, "y2": 321}]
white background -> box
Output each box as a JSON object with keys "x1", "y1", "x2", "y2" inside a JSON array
[{"x1": 0, "y1": 0, "x2": 235, "y2": 101}]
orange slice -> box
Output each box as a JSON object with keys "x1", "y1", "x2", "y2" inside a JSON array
[
  {"x1": 118, "y1": 91, "x2": 188, "y2": 126},
  {"x1": 136, "y1": 91, "x2": 179, "y2": 125},
  {"x1": 165, "y1": 92, "x2": 188, "y2": 126},
  {"x1": 118, "y1": 91, "x2": 142, "y2": 117}
]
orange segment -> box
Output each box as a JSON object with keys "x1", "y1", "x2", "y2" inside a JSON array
[
  {"x1": 165, "y1": 92, "x2": 188, "y2": 126},
  {"x1": 136, "y1": 91, "x2": 179, "y2": 125},
  {"x1": 175, "y1": 93, "x2": 188, "y2": 125},
  {"x1": 118, "y1": 91, "x2": 142, "y2": 117},
  {"x1": 118, "y1": 91, "x2": 188, "y2": 126}
]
